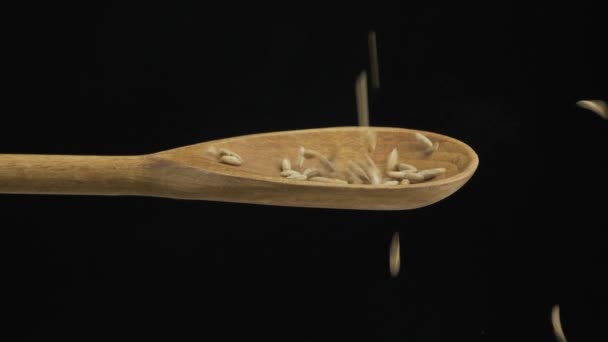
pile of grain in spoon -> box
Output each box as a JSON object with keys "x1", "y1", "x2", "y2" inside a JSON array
[
  {"x1": 277, "y1": 131, "x2": 445, "y2": 186},
  {"x1": 208, "y1": 129, "x2": 446, "y2": 186}
]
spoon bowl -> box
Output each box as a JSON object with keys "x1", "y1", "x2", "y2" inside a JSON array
[{"x1": 150, "y1": 126, "x2": 479, "y2": 210}]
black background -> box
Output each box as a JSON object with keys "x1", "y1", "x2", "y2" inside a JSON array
[{"x1": 3, "y1": 2, "x2": 607, "y2": 341}]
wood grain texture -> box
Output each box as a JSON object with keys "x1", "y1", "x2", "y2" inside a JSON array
[{"x1": 0, "y1": 127, "x2": 479, "y2": 210}]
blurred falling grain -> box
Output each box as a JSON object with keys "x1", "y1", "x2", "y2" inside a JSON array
[
  {"x1": 551, "y1": 304, "x2": 567, "y2": 342},
  {"x1": 368, "y1": 30, "x2": 380, "y2": 89},
  {"x1": 389, "y1": 232, "x2": 400, "y2": 278},
  {"x1": 355, "y1": 71, "x2": 369, "y2": 126},
  {"x1": 576, "y1": 100, "x2": 607, "y2": 119}
]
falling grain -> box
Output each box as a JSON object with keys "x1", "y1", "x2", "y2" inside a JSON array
[
  {"x1": 344, "y1": 169, "x2": 364, "y2": 184},
  {"x1": 281, "y1": 158, "x2": 292, "y2": 171},
  {"x1": 368, "y1": 30, "x2": 380, "y2": 89},
  {"x1": 302, "y1": 168, "x2": 321, "y2": 178},
  {"x1": 363, "y1": 155, "x2": 381, "y2": 185},
  {"x1": 302, "y1": 148, "x2": 336, "y2": 172},
  {"x1": 415, "y1": 132, "x2": 433, "y2": 149},
  {"x1": 402, "y1": 171, "x2": 426, "y2": 183},
  {"x1": 382, "y1": 180, "x2": 400, "y2": 186},
  {"x1": 386, "y1": 171, "x2": 424, "y2": 182},
  {"x1": 280, "y1": 170, "x2": 301, "y2": 177},
  {"x1": 397, "y1": 163, "x2": 417, "y2": 172},
  {"x1": 424, "y1": 142, "x2": 439, "y2": 156},
  {"x1": 309, "y1": 176, "x2": 349, "y2": 184},
  {"x1": 365, "y1": 129, "x2": 377, "y2": 153},
  {"x1": 207, "y1": 146, "x2": 219, "y2": 156},
  {"x1": 219, "y1": 155, "x2": 242, "y2": 166},
  {"x1": 551, "y1": 305, "x2": 567, "y2": 342},
  {"x1": 387, "y1": 148, "x2": 399, "y2": 172},
  {"x1": 386, "y1": 171, "x2": 407, "y2": 179},
  {"x1": 287, "y1": 173, "x2": 308, "y2": 180},
  {"x1": 348, "y1": 161, "x2": 371, "y2": 183},
  {"x1": 355, "y1": 71, "x2": 369, "y2": 126},
  {"x1": 218, "y1": 148, "x2": 242, "y2": 161},
  {"x1": 389, "y1": 232, "x2": 400, "y2": 277},
  {"x1": 418, "y1": 168, "x2": 446, "y2": 180},
  {"x1": 576, "y1": 99, "x2": 607, "y2": 119},
  {"x1": 296, "y1": 147, "x2": 306, "y2": 169}
]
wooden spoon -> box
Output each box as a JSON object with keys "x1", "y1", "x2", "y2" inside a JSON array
[{"x1": 0, "y1": 127, "x2": 478, "y2": 210}]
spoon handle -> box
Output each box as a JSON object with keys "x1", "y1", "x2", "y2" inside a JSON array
[{"x1": 0, "y1": 154, "x2": 147, "y2": 196}]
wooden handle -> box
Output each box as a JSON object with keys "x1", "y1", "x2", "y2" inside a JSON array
[{"x1": 0, "y1": 154, "x2": 148, "y2": 196}]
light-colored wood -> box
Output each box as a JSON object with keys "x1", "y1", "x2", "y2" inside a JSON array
[{"x1": 0, "y1": 127, "x2": 478, "y2": 210}]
